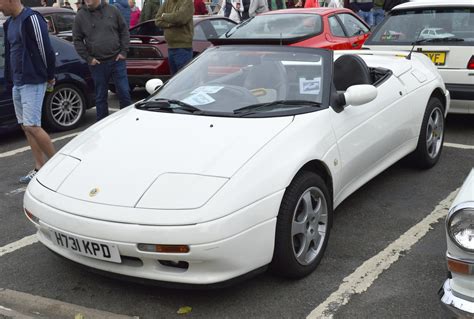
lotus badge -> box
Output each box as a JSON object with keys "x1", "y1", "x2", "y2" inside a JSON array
[{"x1": 89, "y1": 188, "x2": 99, "y2": 197}]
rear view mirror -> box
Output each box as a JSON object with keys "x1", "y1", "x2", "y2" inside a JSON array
[
  {"x1": 344, "y1": 84, "x2": 377, "y2": 106},
  {"x1": 145, "y1": 79, "x2": 164, "y2": 95}
]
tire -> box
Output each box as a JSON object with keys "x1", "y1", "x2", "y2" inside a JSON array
[
  {"x1": 410, "y1": 97, "x2": 445, "y2": 169},
  {"x1": 43, "y1": 84, "x2": 86, "y2": 131},
  {"x1": 270, "y1": 171, "x2": 333, "y2": 278}
]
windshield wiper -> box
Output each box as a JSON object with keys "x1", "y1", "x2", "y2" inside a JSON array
[
  {"x1": 233, "y1": 100, "x2": 322, "y2": 115},
  {"x1": 135, "y1": 98, "x2": 202, "y2": 113},
  {"x1": 413, "y1": 37, "x2": 464, "y2": 45},
  {"x1": 224, "y1": 17, "x2": 254, "y2": 38}
]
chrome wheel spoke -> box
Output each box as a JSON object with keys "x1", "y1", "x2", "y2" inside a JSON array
[
  {"x1": 297, "y1": 233, "x2": 312, "y2": 260},
  {"x1": 292, "y1": 220, "x2": 306, "y2": 237}
]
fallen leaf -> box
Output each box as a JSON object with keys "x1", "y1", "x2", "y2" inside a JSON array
[
  {"x1": 75, "y1": 313, "x2": 85, "y2": 319},
  {"x1": 177, "y1": 306, "x2": 192, "y2": 315}
]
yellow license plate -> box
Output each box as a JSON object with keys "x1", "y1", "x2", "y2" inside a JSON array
[{"x1": 422, "y1": 51, "x2": 446, "y2": 66}]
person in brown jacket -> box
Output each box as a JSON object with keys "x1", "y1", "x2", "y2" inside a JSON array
[{"x1": 155, "y1": 0, "x2": 194, "y2": 75}]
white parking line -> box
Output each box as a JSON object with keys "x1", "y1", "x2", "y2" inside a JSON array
[
  {"x1": 0, "y1": 235, "x2": 38, "y2": 258},
  {"x1": 445, "y1": 142, "x2": 474, "y2": 150},
  {"x1": 4, "y1": 187, "x2": 27, "y2": 197},
  {"x1": 0, "y1": 288, "x2": 136, "y2": 319},
  {"x1": 307, "y1": 189, "x2": 458, "y2": 319},
  {"x1": 0, "y1": 132, "x2": 79, "y2": 158}
]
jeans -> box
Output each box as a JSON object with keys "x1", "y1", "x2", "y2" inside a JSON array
[
  {"x1": 357, "y1": 10, "x2": 374, "y2": 28},
  {"x1": 168, "y1": 48, "x2": 193, "y2": 75},
  {"x1": 90, "y1": 59, "x2": 131, "y2": 121},
  {"x1": 12, "y1": 83, "x2": 47, "y2": 126},
  {"x1": 372, "y1": 7, "x2": 385, "y2": 26}
]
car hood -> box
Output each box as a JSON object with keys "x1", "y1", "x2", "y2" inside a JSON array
[{"x1": 36, "y1": 107, "x2": 293, "y2": 208}]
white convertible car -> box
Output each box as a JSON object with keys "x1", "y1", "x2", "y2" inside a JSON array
[
  {"x1": 440, "y1": 169, "x2": 474, "y2": 317},
  {"x1": 24, "y1": 46, "x2": 449, "y2": 285}
]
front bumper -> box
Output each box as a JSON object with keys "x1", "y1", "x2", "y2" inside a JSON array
[
  {"x1": 439, "y1": 279, "x2": 474, "y2": 317},
  {"x1": 24, "y1": 188, "x2": 281, "y2": 285}
]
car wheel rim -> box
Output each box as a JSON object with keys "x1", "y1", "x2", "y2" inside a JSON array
[
  {"x1": 426, "y1": 107, "x2": 444, "y2": 159},
  {"x1": 50, "y1": 87, "x2": 83, "y2": 127},
  {"x1": 291, "y1": 186, "x2": 328, "y2": 266}
]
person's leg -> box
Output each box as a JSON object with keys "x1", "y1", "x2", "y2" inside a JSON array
[
  {"x1": 366, "y1": 10, "x2": 375, "y2": 28},
  {"x1": 374, "y1": 8, "x2": 385, "y2": 26},
  {"x1": 172, "y1": 48, "x2": 194, "y2": 74},
  {"x1": 20, "y1": 83, "x2": 56, "y2": 174},
  {"x1": 90, "y1": 63, "x2": 110, "y2": 121},
  {"x1": 111, "y1": 59, "x2": 132, "y2": 109},
  {"x1": 23, "y1": 126, "x2": 46, "y2": 168},
  {"x1": 12, "y1": 86, "x2": 43, "y2": 169},
  {"x1": 168, "y1": 48, "x2": 179, "y2": 75}
]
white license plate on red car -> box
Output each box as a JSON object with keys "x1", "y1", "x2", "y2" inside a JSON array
[{"x1": 49, "y1": 229, "x2": 121, "y2": 263}]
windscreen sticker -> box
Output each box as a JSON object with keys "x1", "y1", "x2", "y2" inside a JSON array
[
  {"x1": 191, "y1": 86, "x2": 224, "y2": 94},
  {"x1": 182, "y1": 92, "x2": 216, "y2": 106},
  {"x1": 299, "y1": 77, "x2": 321, "y2": 95}
]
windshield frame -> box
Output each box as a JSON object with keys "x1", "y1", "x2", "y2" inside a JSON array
[
  {"x1": 365, "y1": 6, "x2": 474, "y2": 46},
  {"x1": 143, "y1": 45, "x2": 333, "y2": 118}
]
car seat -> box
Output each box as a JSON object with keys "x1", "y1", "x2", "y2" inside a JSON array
[
  {"x1": 243, "y1": 61, "x2": 287, "y2": 100},
  {"x1": 333, "y1": 54, "x2": 372, "y2": 91}
]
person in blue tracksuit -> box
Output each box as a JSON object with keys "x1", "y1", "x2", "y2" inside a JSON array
[{"x1": 0, "y1": 2, "x2": 56, "y2": 183}]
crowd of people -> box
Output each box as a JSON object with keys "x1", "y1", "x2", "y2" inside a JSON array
[{"x1": 210, "y1": 0, "x2": 409, "y2": 26}]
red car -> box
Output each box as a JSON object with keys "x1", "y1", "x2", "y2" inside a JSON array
[
  {"x1": 213, "y1": 8, "x2": 371, "y2": 50},
  {"x1": 124, "y1": 16, "x2": 236, "y2": 89}
]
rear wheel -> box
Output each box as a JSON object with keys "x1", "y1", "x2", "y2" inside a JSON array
[
  {"x1": 410, "y1": 97, "x2": 445, "y2": 168},
  {"x1": 270, "y1": 172, "x2": 332, "y2": 278},
  {"x1": 43, "y1": 84, "x2": 86, "y2": 131}
]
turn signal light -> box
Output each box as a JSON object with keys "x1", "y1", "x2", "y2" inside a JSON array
[
  {"x1": 137, "y1": 243, "x2": 190, "y2": 253},
  {"x1": 447, "y1": 258, "x2": 470, "y2": 274},
  {"x1": 24, "y1": 208, "x2": 40, "y2": 224},
  {"x1": 468, "y1": 56, "x2": 474, "y2": 70}
]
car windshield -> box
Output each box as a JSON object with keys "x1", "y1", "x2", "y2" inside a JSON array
[
  {"x1": 145, "y1": 46, "x2": 330, "y2": 117},
  {"x1": 367, "y1": 7, "x2": 474, "y2": 45},
  {"x1": 223, "y1": 14, "x2": 322, "y2": 39}
]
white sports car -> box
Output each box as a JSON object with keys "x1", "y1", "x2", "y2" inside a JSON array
[
  {"x1": 25, "y1": 46, "x2": 449, "y2": 285},
  {"x1": 440, "y1": 169, "x2": 474, "y2": 317}
]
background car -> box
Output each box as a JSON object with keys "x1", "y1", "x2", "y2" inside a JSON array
[
  {"x1": 212, "y1": 8, "x2": 371, "y2": 50},
  {"x1": 117, "y1": 16, "x2": 237, "y2": 91},
  {"x1": 25, "y1": 45, "x2": 448, "y2": 285},
  {"x1": 439, "y1": 169, "x2": 474, "y2": 317},
  {"x1": 33, "y1": 7, "x2": 76, "y2": 42},
  {"x1": 363, "y1": 0, "x2": 474, "y2": 114},
  {"x1": 0, "y1": 29, "x2": 95, "y2": 133}
]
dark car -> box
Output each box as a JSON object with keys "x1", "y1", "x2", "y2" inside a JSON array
[
  {"x1": 0, "y1": 28, "x2": 95, "y2": 133},
  {"x1": 121, "y1": 15, "x2": 236, "y2": 90},
  {"x1": 32, "y1": 7, "x2": 76, "y2": 42}
]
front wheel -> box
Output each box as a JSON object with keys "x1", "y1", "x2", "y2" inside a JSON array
[
  {"x1": 270, "y1": 172, "x2": 332, "y2": 278},
  {"x1": 43, "y1": 84, "x2": 86, "y2": 131},
  {"x1": 410, "y1": 97, "x2": 445, "y2": 169}
]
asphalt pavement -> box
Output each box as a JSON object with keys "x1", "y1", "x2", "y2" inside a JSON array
[{"x1": 0, "y1": 90, "x2": 473, "y2": 319}]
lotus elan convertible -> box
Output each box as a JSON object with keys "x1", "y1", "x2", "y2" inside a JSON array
[{"x1": 24, "y1": 46, "x2": 449, "y2": 285}]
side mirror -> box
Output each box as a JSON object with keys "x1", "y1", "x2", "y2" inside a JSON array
[
  {"x1": 145, "y1": 78, "x2": 164, "y2": 95},
  {"x1": 344, "y1": 84, "x2": 377, "y2": 106}
]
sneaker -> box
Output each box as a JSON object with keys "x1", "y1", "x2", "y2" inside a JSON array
[{"x1": 19, "y1": 169, "x2": 38, "y2": 184}]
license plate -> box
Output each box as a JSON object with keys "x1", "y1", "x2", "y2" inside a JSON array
[
  {"x1": 422, "y1": 51, "x2": 446, "y2": 66},
  {"x1": 49, "y1": 229, "x2": 121, "y2": 263}
]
